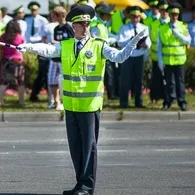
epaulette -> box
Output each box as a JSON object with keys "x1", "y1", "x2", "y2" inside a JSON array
[{"x1": 95, "y1": 37, "x2": 106, "y2": 43}]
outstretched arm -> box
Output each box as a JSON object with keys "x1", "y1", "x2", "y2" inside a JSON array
[
  {"x1": 18, "y1": 43, "x2": 61, "y2": 58},
  {"x1": 103, "y1": 29, "x2": 146, "y2": 63}
]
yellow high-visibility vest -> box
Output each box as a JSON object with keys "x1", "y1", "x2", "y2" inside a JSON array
[
  {"x1": 61, "y1": 38, "x2": 106, "y2": 112},
  {"x1": 159, "y1": 21, "x2": 187, "y2": 65}
]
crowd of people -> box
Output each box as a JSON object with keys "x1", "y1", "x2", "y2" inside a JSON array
[{"x1": 0, "y1": 0, "x2": 194, "y2": 111}]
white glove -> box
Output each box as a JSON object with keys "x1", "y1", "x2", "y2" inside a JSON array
[
  {"x1": 107, "y1": 37, "x2": 117, "y2": 45},
  {"x1": 17, "y1": 43, "x2": 32, "y2": 53},
  {"x1": 130, "y1": 29, "x2": 146, "y2": 47}
]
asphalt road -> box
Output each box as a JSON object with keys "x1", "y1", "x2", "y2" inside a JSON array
[{"x1": 0, "y1": 121, "x2": 195, "y2": 195}]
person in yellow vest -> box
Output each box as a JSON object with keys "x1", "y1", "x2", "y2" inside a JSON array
[
  {"x1": 18, "y1": 5, "x2": 145, "y2": 195},
  {"x1": 149, "y1": 0, "x2": 170, "y2": 102},
  {"x1": 143, "y1": 0, "x2": 160, "y2": 27},
  {"x1": 90, "y1": 2, "x2": 118, "y2": 100},
  {"x1": 158, "y1": 3, "x2": 191, "y2": 111}
]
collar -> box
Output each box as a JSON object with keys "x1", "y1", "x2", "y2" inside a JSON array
[
  {"x1": 74, "y1": 36, "x2": 89, "y2": 45},
  {"x1": 130, "y1": 22, "x2": 140, "y2": 28},
  {"x1": 170, "y1": 21, "x2": 178, "y2": 28},
  {"x1": 160, "y1": 17, "x2": 169, "y2": 24},
  {"x1": 152, "y1": 12, "x2": 161, "y2": 20}
]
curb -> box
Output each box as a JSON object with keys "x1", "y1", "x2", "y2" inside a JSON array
[{"x1": 0, "y1": 111, "x2": 195, "y2": 122}]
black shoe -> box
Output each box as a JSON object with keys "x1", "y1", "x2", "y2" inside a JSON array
[
  {"x1": 63, "y1": 186, "x2": 78, "y2": 195},
  {"x1": 29, "y1": 96, "x2": 40, "y2": 102},
  {"x1": 73, "y1": 190, "x2": 91, "y2": 195},
  {"x1": 135, "y1": 105, "x2": 146, "y2": 108},
  {"x1": 180, "y1": 104, "x2": 187, "y2": 111},
  {"x1": 162, "y1": 104, "x2": 170, "y2": 111}
]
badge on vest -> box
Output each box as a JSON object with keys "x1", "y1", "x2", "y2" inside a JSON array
[
  {"x1": 85, "y1": 50, "x2": 93, "y2": 58},
  {"x1": 87, "y1": 65, "x2": 95, "y2": 71}
]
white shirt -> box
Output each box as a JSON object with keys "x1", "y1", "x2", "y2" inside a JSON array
[
  {"x1": 118, "y1": 22, "x2": 151, "y2": 57},
  {"x1": 25, "y1": 14, "x2": 48, "y2": 43},
  {"x1": 41, "y1": 22, "x2": 58, "y2": 43},
  {"x1": 21, "y1": 36, "x2": 141, "y2": 64},
  {"x1": 2, "y1": 15, "x2": 13, "y2": 25},
  {"x1": 17, "y1": 19, "x2": 27, "y2": 37}
]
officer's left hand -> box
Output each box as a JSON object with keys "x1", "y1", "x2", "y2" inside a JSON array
[{"x1": 130, "y1": 29, "x2": 146, "y2": 46}]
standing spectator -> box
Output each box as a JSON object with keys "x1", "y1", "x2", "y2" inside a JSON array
[
  {"x1": 143, "y1": 0, "x2": 160, "y2": 27},
  {"x1": 25, "y1": 1, "x2": 49, "y2": 102},
  {"x1": 41, "y1": 10, "x2": 59, "y2": 109},
  {"x1": 188, "y1": 5, "x2": 195, "y2": 47},
  {"x1": 90, "y1": 2, "x2": 118, "y2": 100},
  {"x1": 0, "y1": 20, "x2": 25, "y2": 105},
  {"x1": 49, "y1": 6, "x2": 74, "y2": 110},
  {"x1": 158, "y1": 3, "x2": 191, "y2": 111},
  {"x1": 1, "y1": 7, "x2": 13, "y2": 25},
  {"x1": 118, "y1": 6, "x2": 151, "y2": 108},
  {"x1": 13, "y1": 5, "x2": 27, "y2": 37},
  {"x1": 149, "y1": 0, "x2": 170, "y2": 102}
]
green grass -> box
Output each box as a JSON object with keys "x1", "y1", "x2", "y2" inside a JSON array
[{"x1": 1, "y1": 93, "x2": 195, "y2": 112}]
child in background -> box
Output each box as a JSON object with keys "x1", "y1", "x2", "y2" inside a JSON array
[{"x1": 0, "y1": 20, "x2": 25, "y2": 105}]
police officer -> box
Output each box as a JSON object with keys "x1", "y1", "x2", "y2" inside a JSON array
[
  {"x1": 90, "y1": 2, "x2": 118, "y2": 100},
  {"x1": 25, "y1": 1, "x2": 49, "y2": 102},
  {"x1": 18, "y1": 5, "x2": 145, "y2": 195},
  {"x1": 149, "y1": 0, "x2": 170, "y2": 102},
  {"x1": 158, "y1": 3, "x2": 191, "y2": 111},
  {"x1": 118, "y1": 6, "x2": 151, "y2": 108},
  {"x1": 13, "y1": 5, "x2": 27, "y2": 37},
  {"x1": 143, "y1": 0, "x2": 160, "y2": 27}
]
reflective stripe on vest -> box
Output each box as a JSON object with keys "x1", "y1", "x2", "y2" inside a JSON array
[
  {"x1": 63, "y1": 75, "x2": 104, "y2": 82},
  {"x1": 61, "y1": 38, "x2": 106, "y2": 112},
  {"x1": 159, "y1": 21, "x2": 187, "y2": 65},
  {"x1": 63, "y1": 91, "x2": 103, "y2": 97}
]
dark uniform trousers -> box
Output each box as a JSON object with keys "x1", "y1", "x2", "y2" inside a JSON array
[
  {"x1": 30, "y1": 56, "x2": 49, "y2": 101},
  {"x1": 65, "y1": 110, "x2": 100, "y2": 194},
  {"x1": 120, "y1": 55, "x2": 144, "y2": 107},
  {"x1": 150, "y1": 60, "x2": 176, "y2": 102},
  {"x1": 150, "y1": 60, "x2": 165, "y2": 101},
  {"x1": 163, "y1": 65, "x2": 186, "y2": 107},
  {"x1": 104, "y1": 60, "x2": 119, "y2": 99}
]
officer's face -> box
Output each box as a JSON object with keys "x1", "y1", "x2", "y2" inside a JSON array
[
  {"x1": 170, "y1": 13, "x2": 179, "y2": 23},
  {"x1": 130, "y1": 15, "x2": 141, "y2": 24},
  {"x1": 18, "y1": 11, "x2": 25, "y2": 19},
  {"x1": 151, "y1": 6, "x2": 159, "y2": 15},
  {"x1": 31, "y1": 9, "x2": 39, "y2": 16},
  {"x1": 72, "y1": 21, "x2": 90, "y2": 39},
  {"x1": 159, "y1": 9, "x2": 168, "y2": 19}
]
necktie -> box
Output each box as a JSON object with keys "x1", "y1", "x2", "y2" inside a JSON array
[
  {"x1": 133, "y1": 25, "x2": 137, "y2": 36},
  {"x1": 31, "y1": 18, "x2": 35, "y2": 36},
  {"x1": 76, "y1": 41, "x2": 83, "y2": 56}
]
